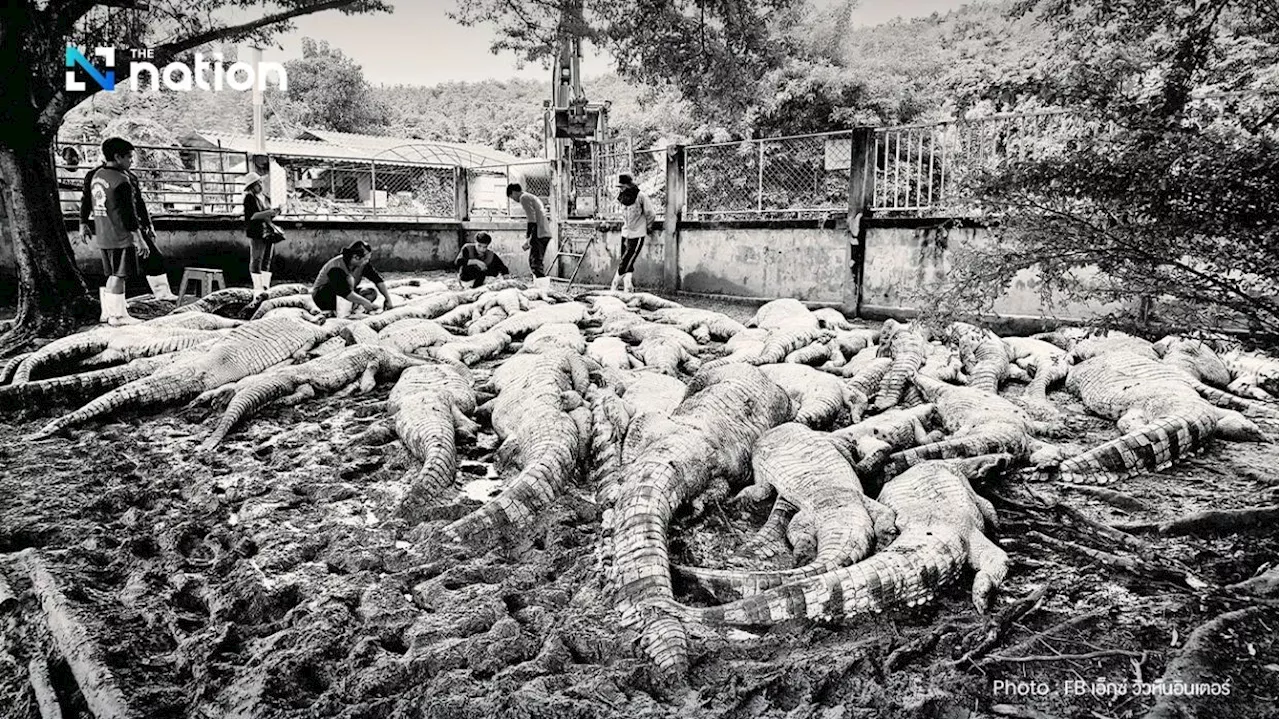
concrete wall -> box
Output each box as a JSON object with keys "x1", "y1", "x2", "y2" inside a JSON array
[
  {"x1": 860, "y1": 224, "x2": 1125, "y2": 321},
  {"x1": 677, "y1": 221, "x2": 846, "y2": 302}
]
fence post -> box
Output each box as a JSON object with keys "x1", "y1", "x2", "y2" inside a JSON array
[
  {"x1": 370, "y1": 160, "x2": 378, "y2": 217},
  {"x1": 196, "y1": 151, "x2": 206, "y2": 212},
  {"x1": 454, "y1": 166, "x2": 469, "y2": 221},
  {"x1": 845, "y1": 127, "x2": 876, "y2": 317},
  {"x1": 664, "y1": 145, "x2": 686, "y2": 293},
  {"x1": 756, "y1": 140, "x2": 764, "y2": 211}
]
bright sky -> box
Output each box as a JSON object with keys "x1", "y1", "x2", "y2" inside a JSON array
[{"x1": 270, "y1": 0, "x2": 971, "y2": 87}]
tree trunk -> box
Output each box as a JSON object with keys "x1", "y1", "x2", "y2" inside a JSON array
[{"x1": 0, "y1": 134, "x2": 95, "y2": 356}]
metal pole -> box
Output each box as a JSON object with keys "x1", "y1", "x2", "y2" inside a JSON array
[
  {"x1": 197, "y1": 151, "x2": 206, "y2": 211},
  {"x1": 370, "y1": 160, "x2": 378, "y2": 217},
  {"x1": 249, "y1": 46, "x2": 266, "y2": 155},
  {"x1": 757, "y1": 140, "x2": 764, "y2": 211}
]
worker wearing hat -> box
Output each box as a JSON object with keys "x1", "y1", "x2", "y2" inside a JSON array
[
  {"x1": 243, "y1": 171, "x2": 281, "y2": 294},
  {"x1": 611, "y1": 173, "x2": 655, "y2": 293}
]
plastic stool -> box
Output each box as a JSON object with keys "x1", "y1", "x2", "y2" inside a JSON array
[{"x1": 176, "y1": 267, "x2": 226, "y2": 306}]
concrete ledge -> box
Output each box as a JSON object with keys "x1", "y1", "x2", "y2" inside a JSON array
[
  {"x1": 864, "y1": 215, "x2": 991, "y2": 230},
  {"x1": 858, "y1": 304, "x2": 1081, "y2": 335},
  {"x1": 682, "y1": 217, "x2": 847, "y2": 231}
]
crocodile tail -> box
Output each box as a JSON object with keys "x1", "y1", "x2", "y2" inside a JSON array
[
  {"x1": 885, "y1": 424, "x2": 1025, "y2": 475},
  {"x1": 0, "y1": 357, "x2": 167, "y2": 409},
  {"x1": 622, "y1": 600, "x2": 689, "y2": 680},
  {"x1": 443, "y1": 416, "x2": 579, "y2": 542},
  {"x1": 1, "y1": 352, "x2": 33, "y2": 385},
  {"x1": 1055, "y1": 413, "x2": 1218, "y2": 484},
  {"x1": 15, "y1": 337, "x2": 108, "y2": 384},
  {"x1": 395, "y1": 404, "x2": 461, "y2": 521},
  {"x1": 874, "y1": 343, "x2": 926, "y2": 410},
  {"x1": 29, "y1": 372, "x2": 204, "y2": 439},
  {"x1": 686, "y1": 538, "x2": 965, "y2": 626},
  {"x1": 203, "y1": 378, "x2": 296, "y2": 450}
]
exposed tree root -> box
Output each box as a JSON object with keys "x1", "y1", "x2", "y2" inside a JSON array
[
  {"x1": 1022, "y1": 531, "x2": 1207, "y2": 589},
  {"x1": 1113, "y1": 506, "x2": 1279, "y2": 537},
  {"x1": 1221, "y1": 567, "x2": 1278, "y2": 600},
  {"x1": 949, "y1": 585, "x2": 1051, "y2": 668},
  {"x1": 1143, "y1": 606, "x2": 1270, "y2": 719},
  {"x1": 1059, "y1": 484, "x2": 1154, "y2": 513},
  {"x1": 986, "y1": 649, "x2": 1145, "y2": 663},
  {"x1": 977, "y1": 609, "x2": 1109, "y2": 668},
  {"x1": 17, "y1": 550, "x2": 133, "y2": 719}
]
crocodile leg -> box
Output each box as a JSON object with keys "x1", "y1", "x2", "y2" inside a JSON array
[
  {"x1": 885, "y1": 423, "x2": 1028, "y2": 475},
  {"x1": 732, "y1": 498, "x2": 798, "y2": 564}
]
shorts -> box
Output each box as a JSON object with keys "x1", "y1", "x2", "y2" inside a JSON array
[{"x1": 100, "y1": 247, "x2": 139, "y2": 278}]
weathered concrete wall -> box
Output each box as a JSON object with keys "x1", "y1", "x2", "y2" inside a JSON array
[
  {"x1": 860, "y1": 224, "x2": 1120, "y2": 321},
  {"x1": 676, "y1": 221, "x2": 847, "y2": 302}
]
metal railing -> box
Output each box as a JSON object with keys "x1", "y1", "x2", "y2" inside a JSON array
[
  {"x1": 685, "y1": 130, "x2": 853, "y2": 220},
  {"x1": 280, "y1": 157, "x2": 457, "y2": 221},
  {"x1": 871, "y1": 109, "x2": 1094, "y2": 214},
  {"x1": 466, "y1": 160, "x2": 554, "y2": 219},
  {"x1": 56, "y1": 140, "x2": 251, "y2": 217}
]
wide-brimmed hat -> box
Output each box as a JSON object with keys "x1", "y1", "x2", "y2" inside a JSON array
[
  {"x1": 617, "y1": 173, "x2": 635, "y2": 187},
  {"x1": 242, "y1": 171, "x2": 264, "y2": 190}
]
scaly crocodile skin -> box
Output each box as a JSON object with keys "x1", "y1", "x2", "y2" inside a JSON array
[
  {"x1": 1052, "y1": 351, "x2": 1265, "y2": 484},
  {"x1": 431, "y1": 329, "x2": 513, "y2": 366},
  {"x1": 812, "y1": 307, "x2": 855, "y2": 331},
  {"x1": 588, "y1": 336, "x2": 635, "y2": 370},
  {"x1": 751, "y1": 328, "x2": 836, "y2": 366},
  {"x1": 648, "y1": 308, "x2": 746, "y2": 341},
  {"x1": 618, "y1": 372, "x2": 688, "y2": 466},
  {"x1": 202, "y1": 345, "x2": 422, "y2": 449},
  {"x1": 1003, "y1": 336, "x2": 1067, "y2": 407},
  {"x1": 886, "y1": 375, "x2": 1046, "y2": 474},
  {"x1": 1152, "y1": 336, "x2": 1232, "y2": 388},
  {"x1": 29, "y1": 317, "x2": 334, "y2": 439},
  {"x1": 682, "y1": 455, "x2": 1010, "y2": 626},
  {"x1": 873, "y1": 319, "x2": 928, "y2": 411},
  {"x1": 389, "y1": 362, "x2": 478, "y2": 518},
  {"x1": 760, "y1": 364, "x2": 857, "y2": 428},
  {"x1": 1068, "y1": 331, "x2": 1157, "y2": 362},
  {"x1": 0, "y1": 354, "x2": 184, "y2": 407},
  {"x1": 443, "y1": 346, "x2": 593, "y2": 542},
  {"x1": 675, "y1": 422, "x2": 883, "y2": 601},
  {"x1": 12, "y1": 325, "x2": 220, "y2": 384},
  {"x1": 946, "y1": 321, "x2": 1010, "y2": 393},
  {"x1": 145, "y1": 312, "x2": 243, "y2": 331},
  {"x1": 750, "y1": 298, "x2": 818, "y2": 331},
  {"x1": 525, "y1": 323, "x2": 587, "y2": 354},
  {"x1": 620, "y1": 324, "x2": 701, "y2": 376},
  {"x1": 376, "y1": 319, "x2": 453, "y2": 354},
  {"x1": 492, "y1": 303, "x2": 588, "y2": 337},
  {"x1": 612, "y1": 365, "x2": 793, "y2": 678},
  {"x1": 833, "y1": 404, "x2": 939, "y2": 477},
  {"x1": 170, "y1": 287, "x2": 256, "y2": 316},
  {"x1": 704, "y1": 328, "x2": 769, "y2": 369},
  {"x1": 249, "y1": 294, "x2": 321, "y2": 321}
]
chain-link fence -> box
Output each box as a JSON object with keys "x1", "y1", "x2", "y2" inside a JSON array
[
  {"x1": 872, "y1": 109, "x2": 1096, "y2": 214},
  {"x1": 281, "y1": 158, "x2": 457, "y2": 221},
  {"x1": 55, "y1": 140, "x2": 251, "y2": 217},
  {"x1": 466, "y1": 160, "x2": 554, "y2": 219},
  {"x1": 685, "y1": 131, "x2": 852, "y2": 220}
]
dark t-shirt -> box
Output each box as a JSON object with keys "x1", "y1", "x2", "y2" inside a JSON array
[
  {"x1": 454, "y1": 243, "x2": 509, "y2": 276},
  {"x1": 81, "y1": 166, "x2": 140, "y2": 249},
  {"x1": 311, "y1": 254, "x2": 384, "y2": 310},
  {"x1": 244, "y1": 192, "x2": 271, "y2": 240}
]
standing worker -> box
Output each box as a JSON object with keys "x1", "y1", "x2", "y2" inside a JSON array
[
  {"x1": 610, "y1": 173, "x2": 655, "y2": 293},
  {"x1": 79, "y1": 137, "x2": 151, "y2": 325},
  {"x1": 243, "y1": 171, "x2": 282, "y2": 295},
  {"x1": 505, "y1": 183, "x2": 552, "y2": 282}
]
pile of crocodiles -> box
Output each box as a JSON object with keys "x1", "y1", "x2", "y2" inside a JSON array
[{"x1": 2, "y1": 279, "x2": 1275, "y2": 681}]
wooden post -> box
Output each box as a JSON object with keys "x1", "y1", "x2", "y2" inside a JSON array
[
  {"x1": 664, "y1": 145, "x2": 686, "y2": 292},
  {"x1": 845, "y1": 127, "x2": 875, "y2": 317},
  {"x1": 454, "y1": 166, "x2": 469, "y2": 221}
]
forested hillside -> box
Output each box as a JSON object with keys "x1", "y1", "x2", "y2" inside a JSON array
[{"x1": 59, "y1": 1, "x2": 1045, "y2": 155}]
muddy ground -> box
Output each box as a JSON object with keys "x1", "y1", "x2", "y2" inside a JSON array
[{"x1": 0, "y1": 277, "x2": 1276, "y2": 719}]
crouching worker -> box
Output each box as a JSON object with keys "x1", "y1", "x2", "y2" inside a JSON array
[
  {"x1": 311, "y1": 241, "x2": 396, "y2": 317},
  {"x1": 455, "y1": 232, "x2": 509, "y2": 288},
  {"x1": 80, "y1": 136, "x2": 153, "y2": 325}
]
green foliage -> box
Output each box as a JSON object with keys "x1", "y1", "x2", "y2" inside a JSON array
[
  {"x1": 269, "y1": 38, "x2": 390, "y2": 134},
  {"x1": 923, "y1": 0, "x2": 1278, "y2": 338}
]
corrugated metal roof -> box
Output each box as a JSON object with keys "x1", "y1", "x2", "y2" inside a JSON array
[
  {"x1": 181, "y1": 130, "x2": 531, "y2": 169},
  {"x1": 296, "y1": 129, "x2": 528, "y2": 167}
]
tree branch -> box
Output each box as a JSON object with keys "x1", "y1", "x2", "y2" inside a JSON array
[{"x1": 151, "y1": 0, "x2": 360, "y2": 62}]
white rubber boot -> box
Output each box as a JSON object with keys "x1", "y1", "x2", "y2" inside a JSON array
[
  {"x1": 106, "y1": 292, "x2": 140, "y2": 326},
  {"x1": 623, "y1": 273, "x2": 635, "y2": 293},
  {"x1": 146, "y1": 274, "x2": 177, "y2": 300},
  {"x1": 609, "y1": 272, "x2": 621, "y2": 292},
  {"x1": 98, "y1": 287, "x2": 109, "y2": 323},
  {"x1": 261, "y1": 271, "x2": 272, "y2": 292},
  {"x1": 335, "y1": 296, "x2": 352, "y2": 319},
  {"x1": 250, "y1": 273, "x2": 263, "y2": 293}
]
